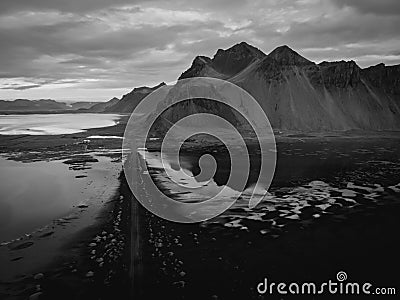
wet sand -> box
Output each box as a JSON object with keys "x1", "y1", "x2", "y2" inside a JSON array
[
  {"x1": 0, "y1": 118, "x2": 131, "y2": 299},
  {"x1": 134, "y1": 201, "x2": 400, "y2": 299},
  {"x1": 1, "y1": 121, "x2": 399, "y2": 299},
  {"x1": 135, "y1": 134, "x2": 400, "y2": 299},
  {"x1": 0, "y1": 115, "x2": 129, "y2": 162}
]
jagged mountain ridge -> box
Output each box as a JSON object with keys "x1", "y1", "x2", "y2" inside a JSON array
[
  {"x1": 268, "y1": 45, "x2": 313, "y2": 66},
  {"x1": 175, "y1": 43, "x2": 400, "y2": 131},
  {"x1": 99, "y1": 42, "x2": 400, "y2": 131},
  {"x1": 179, "y1": 42, "x2": 266, "y2": 80},
  {"x1": 361, "y1": 63, "x2": 400, "y2": 95}
]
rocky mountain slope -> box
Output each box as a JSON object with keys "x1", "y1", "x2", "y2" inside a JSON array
[
  {"x1": 175, "y1": 43, "x2": 400, "y2": 131},
  {"x1": 179, "y1": 42, "x2": 265, "y2": 80}
]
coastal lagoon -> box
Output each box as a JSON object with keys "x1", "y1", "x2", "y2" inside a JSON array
[
  {"x1": 0, "y1": 113, "x2": 121, "y2": 135},
  {"x1": 0, "y1": 154, "x2": 120, "y2": 242},
  {"x1": 0, "y1": 115, "x2": 125, "y2": 283},
  {"x1": 0, "y1": 152, "x2": 121, "y2": 281}
]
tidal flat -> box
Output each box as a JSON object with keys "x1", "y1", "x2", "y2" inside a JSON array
[
  {"x1": 0, "y1": 115, "x2": 131, "y2": 300},
  {"x1": 0, "y1": 114, "x2": 399, "y2": 299},
  {"x1": 136, "y1": 133, "x2": 400, "y2": 299}
]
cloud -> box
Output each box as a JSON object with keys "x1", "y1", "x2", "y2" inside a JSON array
[
  {"x1": 331, "y1": 0, "x2": 400, "y2": 16},
  {"x1": 0, "y1": 0, "x2": 140, "y2": 14},
  {"x1": 281, "y1": 11, "x2": 400, "y2": 48},
  {"x1": 248, "y1": 1, "x2": 400, "y2": 66},
  {"x1": 0, "y1": 0, "x2": 399, "y2": 100},
  {"x1": 0, "y1": 4, "x2": 237, "y2": 99},
  {"x1": 1, "y1": 84, "x2": 42, "y2": 90}
]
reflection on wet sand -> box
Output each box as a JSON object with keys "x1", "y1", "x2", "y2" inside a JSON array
[{"x1": 142, "y1": 137, "x2": 400, "y2": 235}]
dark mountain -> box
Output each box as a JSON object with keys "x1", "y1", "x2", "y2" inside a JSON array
[
  {"x1": 268, "y1": 45, "x2": 313, "y2": 66},
  {"x1": 175, "y1": 43, "x2": 400, "y2": 131},
  {"x1": 105, "y1": 82, "x2": 166, "y2": 113},
  {"x1": 361, "y1": 63, "x2": 400, "y2": 96},
  {"x1": 9, "y1": 43, "x2": 398, "y2": 132},
  {"x1": 179, "y1": 42, "x2": 265, "y2": 80}
]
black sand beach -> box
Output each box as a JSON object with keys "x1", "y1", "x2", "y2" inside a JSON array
[
  {"x1": 0, "y1": 117, "x2": 131, "y2": 299},
  {"x1": 1, "y1": 0, "x2": 400, "y2": 298},
  {"x1": 1, "y1": 117, "x2": 399, "y2": 299},
  {"x1": 133, "y1": 135, "x2": 400, "y2": 299}
]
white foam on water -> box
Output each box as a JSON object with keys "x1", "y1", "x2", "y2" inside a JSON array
[
  {"x1": 341, "y1": 189, "x2": 357, "y2": 197},
  {"x1": 388, "y1": 183, "x2": 400, "y2": 192}
]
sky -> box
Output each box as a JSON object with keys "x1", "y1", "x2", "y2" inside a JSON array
[{"x1": 0, "y1": 0, "x2": 399, "y2": 101}]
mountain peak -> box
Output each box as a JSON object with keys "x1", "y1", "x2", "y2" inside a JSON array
[
  {"x1": 179, "y1": 43, "x2": 266, "y2": 80},
  {"x1": 179, "y1": 56, "x2": 213, "y2": 79},
  {"x1": 273, "y1": 44, "x2": 291, "y2": 50},
  {"x1": 268, "y1": 45, "x2": 313, "y2": 66},
  {"x1": 214, "y1": 42, "x2": 266, "y2": 61},
  {"x1": 209, "y1": 42, "x2": 266, "y2": 76}
]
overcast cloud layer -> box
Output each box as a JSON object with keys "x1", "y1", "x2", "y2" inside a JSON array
[{"x1": 0, "y1": 0, "x2": 399, "y2": 101}]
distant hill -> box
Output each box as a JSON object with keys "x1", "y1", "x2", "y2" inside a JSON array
[
  {"x1": 103, "y1": 83, "x2": 166, "y2": 113},
  {"x1": 0, "y1": 99, "x2": 102, "y2": 113},
  {"x1": 0, "y1": 99, "x2": 68, "y2": 112},
  {"x1": 86, "y1": 97, "x2": 120, "y2": 112},
  {"x1": 68, "y1": 101, "x2": 102, "y2": 110}
]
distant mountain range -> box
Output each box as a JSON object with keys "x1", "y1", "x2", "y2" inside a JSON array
[
  {"x1": 0, "y1": 99, "x2": 101, "y2": 112},
  {"x1": 3, "y1": 42, "x2": 400, "y2": 131}
]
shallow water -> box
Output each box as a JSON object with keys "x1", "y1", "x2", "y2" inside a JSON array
[
  {"x1": 143, "y1": 137, "x2": 400, "y2": 229},
  {"x1": 0, "y1": 154, "x2": 119, "y2": 242},
  {"x1": 0, "y1": 113, "x2": 121, "y2": 135},
  {"x1": 0, "y1": 152, "x2": 121, "y2": 281}
]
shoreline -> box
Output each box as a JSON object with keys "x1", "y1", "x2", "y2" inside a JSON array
[
  {"x1": 0, "y1": 119, "x2": 131, "y2": 299},
  {"x1": 1, "y1": 114, "x2": 400, "y2": 299},
  {"x1": 0, "y1": 115, "x2": 129, "y2": 162},
  {"x1": 0, "y1": 171, "x2": 132, "y2": 300}
]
